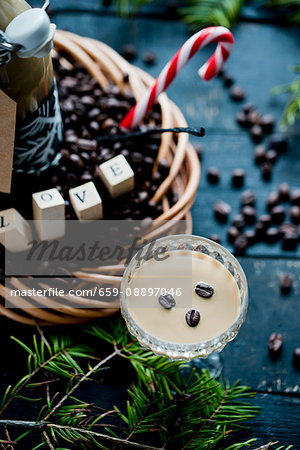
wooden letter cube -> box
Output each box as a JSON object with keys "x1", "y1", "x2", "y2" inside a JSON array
[
  {"x1": 32, "y1": 188, "x2": 65, "y2": 240},
  {"x1": 99, "y1": 155, "x2": 134, "y2": 199},
  {"x1": 0, "y1": 208, "x2": 32, "y2": 253},
  {"x1": 69, "y1": 182, "x2": 103, "y2": 222}
]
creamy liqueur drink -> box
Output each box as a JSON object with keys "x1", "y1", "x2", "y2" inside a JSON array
[
  {"x1": 126, "y1": 251, "x2": 240, "y2": 344},
  {"x1": 121, "y1": 235, "x2": 248, "y2": 360}
]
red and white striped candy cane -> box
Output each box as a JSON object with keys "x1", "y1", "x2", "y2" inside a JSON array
[{"x1": 120, "y1": 26, "x2": 234, "y2": 131}]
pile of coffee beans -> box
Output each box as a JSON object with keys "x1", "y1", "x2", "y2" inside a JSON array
[
  {"x1": 0, "y1": 53, "x2": 176, "y2": 223},
  {"x1": 211, "y1": 183, "x2": 299, "y2": 254},
  {"x1": 219, "y1": 70, "x2": 288, "y2": 182}
]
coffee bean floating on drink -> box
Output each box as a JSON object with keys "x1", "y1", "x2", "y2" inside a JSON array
[
  {"x1": 158, "y1": 293, "x2": 176, "y2": 309},
  {"x1": 195, "y1": 282, "x2": 214, "y2": 298},
  {"x1": 185, "y1": 309, "x2": 201, "y2": 327}
]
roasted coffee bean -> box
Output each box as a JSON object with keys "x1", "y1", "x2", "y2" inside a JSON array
[
  {"x1": 265, "y1": 227, "x2": 279, "y2": 244},
  {"x1": 140, "y1": 217, "x2": 153, "y2": 229},
  {"x1": 195, "y1": 281, "x2": 214, "y2": 298},
  {"x1": 242, "y1": 103, "x2": 255, "y2": 114},
  {"x1": 236, "y1": 111, "x2": 249, "y2": 127},
  {"x1": 279, "y1": 223, "x2": 297, "y2": 239},
  {"x1": 260, "y1": 161, "x2": 273, "y2": 181},
  {"x1": 267, "y1": 191, "x2": 280, "y2": 211},
  {"x1": 248, "y1": 109, "x2": 261, "y2": 126},
  {"x1": 250, "y1": 125, "x2": 263, "y2": 143},
  {"x1": 233, "y1": 235, "x2": 248, "y2": 255},
  {"x1": 207, "y1": 167, "x2": 220, "y2": 184},
  {"x1": 255, "y1": 221, "x2": 266, "y2": 240},
  {"x1": 271, "y1": 205, "x2": 285, "y2": 224},
  {"x1": 227, "y1": 226, "x2": 240, "y2": 244},
  {"x1": 240, "y1": 190, "x2": 256, "y2": 207},
  {"x1": 293, "y1": 348, "x2": 300, "y2": 369},
  {"x1": 89, "y1": 121, "x2": 100, "y2": 133},
  {"x1": 213, "y1": 200, "x2": 232, "y2": 222},
  {"x1": 229, "y1": 85, "x2": 246, "y2": 101},
  {"x1": 266, "y1": 149, "x2": 278, "y2": 165},
  {"x1": 290, "y1": 189, "x2": 300, "y2": 206},
  {"x1": 268, "y1": 332, "x2": 283, "y2": 359},
  {"x1": 88, "y1": 108, "x2": 101, "y2": 119},
  {"x1": 208, "y1": 234, "x2": 221, "y2": 244},
  {"x1": 158, "y1": 293, "x2": 176, "y2": 309},
  {"x1": 122, "y1": 44, "x2": 137, "y2": 61},
  {"x1": 278, "y1": 182, "x2": 290, "y2": 202},
  {"x1": 166, "y1": 0, "x2": 179, "y2": 18},
  {"x1": 194, "y1": 143, "x2": 204, "y2": 160},
  {"x1": 77, "y1": 138, "x2": 97, "y2": 152},
  {"x1": 131, "y1": 152, "x2": 143, "y2": 164},
  {"x1": 185, "y1": 309, "x2": 201, "y2": 327},
  {"x1": 290, "y1": 206, "x2": 300, "y2": 224},
  {"x1": 268, "y1": 134, "x2": 288, "y2": 153},
  {"x1": 223, "y1": 73, "x2": 234, "y2": 87},
  {"x1": 158, "y1": 159, "x2": 170, "y2": 176},
  {"x1": 231, "y1": 169, "x2": 245, "y2": 187},
  {"x1": 259, "y1": 214, "x2": 272, "y2": 229},
  {"x1": 254, "y1": 145, "x2": 267, "y2": 165},
  {"x1": 260, "y1": 114, "x2": 275, "y2": 134},
  {"x1": 142, "y1": 51, "x2": 156, "y2": 66},
  {"x1": 231, "y1": 214, "x2": 246, "y2": 230},
  {"x1": 244, "y1": 229, "x2": 256, "y2": 246},
  {"x1": 241, "y1": 206, "x2": 256, "y2": 225},
  {"x1": 80, "y1": 173, "x2": 93, "y2": 183},
  {"x1": 280, "y1": 273, "x2": 292, "y2": 295},
  {"x1": 70, "y1": 154, "x2": 84, "y2": 169},
  {"x1": 282, "y1": 232, "x2": 298, "y2": 251},
  {"x1": 51, "y1": 175, "x2": 59, "y2": 185}
]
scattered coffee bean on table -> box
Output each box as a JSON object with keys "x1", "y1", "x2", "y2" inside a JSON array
[
  {"x1": 231, "y1": 213, "x2": 246, "y2": 230},
  {"x1": 233, "y1": 234, "x2": 248, "y2": 255},
  {"x1": 282, "y1": 232, "x2": 298, "y2": 251},
  {"x1": 268, "y1": 134, "x2": 288, "y2": 154},
  {"x1": 260, "y1": 114, "x2": 275, "y2": 134},
  {"x1": 208, "y1": 234, "x2": 221, "y2": 244},
  {"x1": 267, "y1": 192, "x2": 280, "y2": 211},
  {"x1": 260, "y1": 161, "x2": 273, "y2": 181},
  {"x1": 254, "y1": 145, "x2": 267, "y2": 165},
  {"x1": 229, "y1": 85, "x2": 246, "y2": 101},
  {"x1": 290, "y1": 206, "x2": 300, "y2": 224},
  {"x1": 250, "y1": 124, "x2": 264, "y2": 143},
  {"x1": 241, "y1": 190, "x2": 256, "y2": 207},
  {"x1": 259, "y1": 214, "x2": 272, "y2": 229},
  {"x1": 291, "y1": 189, "x2": 300, "y2": 206},
  {"x1": 271, "y1": 205, "x2": 286, "y2": 224},
  {"x1": 279, "y1": 273, "x2": 292, "y2": 295},
  {"x1": 185, "y1": 309, "x2": 201, "y2": 327},
  {"x1": 213, "y1": 200, "x2": 232, "y2": 222},
  {"x1": 278, "y1": 182, "x2": 290, "y2": 202},
  {"x1": 142, "y1": 51, "x2": 157, "y2": 66},
  {"x1": 206, "y1": 167, "x2": 220, "y2": 184},
  {"x1": 227, "y1": 226, "x2": 240, "y2": 244},
  {"x1": 195, "y1": 282, "x2": 214, "y2": 298},
  {"x1": 232, "y1": 169, "x2": 245, "y2": 187},
  {"x1": 122, "y1": 44, "x2": 137, "y2": 61},
  {"x1": 241, "y1": 206, "x2": 257, "y2": 225},
  {"x1": 268, "y1": 332, "x2": 283, "y2": 359},
  {"x1": 265, "y1": 227, "x2": 279, "y2": 244},
  {"x1": 244, "y1": 229, "x2": 256, "y2": 246},
  {"x1": 158, "y1": 293, "x2": 176, "y2": 309},
  {"x1": 293, "y1": 348, "x2": 300, "y2": 369},
  {"x1": 266, "y1": 149, "x2": 278, "y2": 165}
]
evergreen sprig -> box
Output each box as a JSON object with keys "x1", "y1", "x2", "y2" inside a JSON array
[
  {"x1": 180, "y1": 0, "x2": 243, "y2": 30},
  {"x1": 271, "y1": 65, "x2": 300, "y2": 128},
  {"x1": 0, "y1": 318, "x2": 293, "y2": 449}
]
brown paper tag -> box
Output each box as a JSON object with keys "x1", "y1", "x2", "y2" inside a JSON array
[{"x1": 0, "y1": 89, "x2": 16, "y2": 194}]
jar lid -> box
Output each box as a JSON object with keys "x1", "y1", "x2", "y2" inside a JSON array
[{"x1": 5, "y1": 8, "x2": 55, "y2": 58}]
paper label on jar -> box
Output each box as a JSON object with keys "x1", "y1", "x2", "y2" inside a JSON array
[
  {"x1": 13, "y1": 78, "x2": 63, "y2": 175},
  {"x1": 0, "y1": 89, "x2": 16, "y2": 194}
]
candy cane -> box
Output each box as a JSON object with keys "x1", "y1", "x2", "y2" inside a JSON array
[{"x1": 120, "y1": 26, "x2": 234, "y2": 131}]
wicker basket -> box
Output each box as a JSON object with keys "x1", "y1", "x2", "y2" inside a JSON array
[{"x1": 0, "y1": 31, "x2": 201, "y2": 326}]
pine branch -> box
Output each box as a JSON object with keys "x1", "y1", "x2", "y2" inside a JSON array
[
  {"x1": 271, "y1": 65, "x2": 300, "y2": 128},
  {"x1": 180, "y1": 0, "x2": 243, "y2": 30}
]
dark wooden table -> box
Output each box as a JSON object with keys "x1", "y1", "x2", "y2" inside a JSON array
[{"x1": 1, "y1": 1, "x2": 300, "y2": 448}]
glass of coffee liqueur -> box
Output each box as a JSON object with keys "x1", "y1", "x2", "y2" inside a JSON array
[{"x1": 120, "y1": 235, "x2": 248, "y2": 376}]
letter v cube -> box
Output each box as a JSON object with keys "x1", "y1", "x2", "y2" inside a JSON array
[
  {"x1": 69, "y1": 181, "x2": 103, "y2": 222},
  {"x1": 32, "y1": 188, "x2": 65, "y2": 240}
]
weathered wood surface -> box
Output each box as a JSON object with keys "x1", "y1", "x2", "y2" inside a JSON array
[{"x1": 0, "y1": 2, "x2": 299, "y2": 447}]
